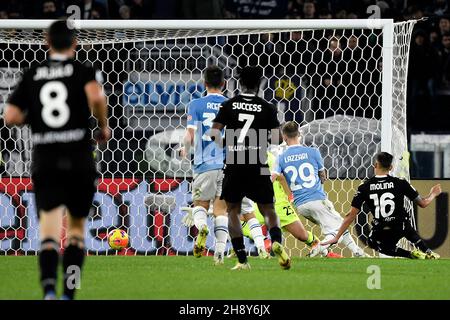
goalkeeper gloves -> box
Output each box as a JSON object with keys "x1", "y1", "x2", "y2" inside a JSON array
[{"x1": 181, "y1": 206, "x2": 194, "y2": 227}]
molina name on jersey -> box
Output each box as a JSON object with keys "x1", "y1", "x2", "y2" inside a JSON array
[
  {"x1": 187, "y1": 93, "x2": 227, "y2": 174},
  {"x1": 351, "y1": 175, "x2": 419, "y2": 228},
  {"x1": 274, "y1": 144, "x2": 326, "y2": 207},
  {"x1": 213, "y1": 93, "x2": 280, "y2": 171}
]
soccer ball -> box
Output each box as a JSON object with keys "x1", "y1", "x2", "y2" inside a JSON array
[{"x1": 107, "y1": 229, "x2": 129, "y2": 250}]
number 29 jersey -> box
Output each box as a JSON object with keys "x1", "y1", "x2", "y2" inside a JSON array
[
  {"x1": 7, "y1": 57, "x2": 100, "y2": 171},
  {"x1": 273, "y1": 144, "x2": 326, "y2": 207},
  {"x1": 351, "y1": 175, "x2": 419, "y2": 229}
]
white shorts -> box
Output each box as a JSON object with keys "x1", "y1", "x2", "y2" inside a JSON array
[
  {"x1": 241, "y1": 197, "x2": 254, "y2": 215},
  {"x1": 192, "y1": 169, "x2": 223, "y2": 202},
  {"x1": 296, "y1": 199, "x2": 343, "y2": 236}
]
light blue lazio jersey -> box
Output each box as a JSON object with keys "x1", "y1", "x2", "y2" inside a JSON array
[
  {"x1": 274, "y1": 144, "x2": 326, "y2": 206},
  {"x1": 187, "y1": 93, "x2": 226, "y2": 174}
]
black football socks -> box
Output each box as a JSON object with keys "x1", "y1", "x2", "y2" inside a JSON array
[
  {"x1": 39, "y1": 238, "x2": 59, "y2": 298},
  {"x1": 231, "y1": 237, "x2": 247, "y2": 264},
  {"x1": 62, "y1": 237, "x2": 85, "y2": 300},
  {"x1": 269, "y1": 227, "x2": 283, "y2": 244}
]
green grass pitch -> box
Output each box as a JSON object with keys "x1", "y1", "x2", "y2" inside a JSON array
[{"x1": 1, "y1": 256, "x2": 449, "y2": 300}]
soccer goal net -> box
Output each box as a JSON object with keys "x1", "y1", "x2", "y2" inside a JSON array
[{"x1": 0, "y1": 19, "x2": 416, "y2": 257}]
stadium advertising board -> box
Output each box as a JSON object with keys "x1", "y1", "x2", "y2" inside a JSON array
[{"x1": 0, "y1": 178, "x2": 449, "y2": 257}]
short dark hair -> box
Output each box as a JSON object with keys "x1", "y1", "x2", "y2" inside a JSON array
[
  {"x1": 375, "y1": 152, "x2": 393, "y2": 169},
  {"x1": 204, "y1": 65, "x2": 224, "y2": 89},
  {"x1": 282, "y1": 121, "x2": 300, "y2": 138},
  {"x1": 239, "y1": 66, "x2": 262, "y2": 91},
  {"x1": 47, "y1": 20, "x2": 76, "y2": 51}
]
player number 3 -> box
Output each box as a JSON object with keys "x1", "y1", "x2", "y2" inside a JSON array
[{"x1": 39, "y1": 81, "x2": 70, "y2": 128}]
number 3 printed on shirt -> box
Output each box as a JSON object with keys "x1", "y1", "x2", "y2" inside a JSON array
[{"x1": 40, "y1": 81, "x2": 70, "y2": 128}]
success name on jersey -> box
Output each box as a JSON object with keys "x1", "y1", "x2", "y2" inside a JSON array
[{"x1": 232, "y1": 102, "x2": 262, "y2": 112}]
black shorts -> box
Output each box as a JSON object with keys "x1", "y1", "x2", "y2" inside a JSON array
[
  {"x1": 221, "y1": 167, "x2": 274, "y2": 204},
  {"x1": 32, "y1": 148, "x2": 97, "y2": 218},
  {"x1": 33, "y1": 169, "x2": 97, "y2": 219},
  {"x1": 367, "y1": 222, "x2": 414, "y2": 251}
]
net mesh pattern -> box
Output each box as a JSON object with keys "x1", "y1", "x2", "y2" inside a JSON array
[{"x1": 0, "y1": 21, "x2": 416, "y2": 256}]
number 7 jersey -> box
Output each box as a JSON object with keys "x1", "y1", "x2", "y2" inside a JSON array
[{"x1": 273, "y1": 144, "x2": 327, "y2": 207}]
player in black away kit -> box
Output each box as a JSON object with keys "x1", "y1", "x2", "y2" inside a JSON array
[
  {"x1": 210, "y1": 66, "x2": 291, "y2": 270},
  {"x1": 3, "y1": 20, "x2": 110, "y2": 299},
  {"x1": 323, "y1": 152, "x2": 441, "y2": 259}
]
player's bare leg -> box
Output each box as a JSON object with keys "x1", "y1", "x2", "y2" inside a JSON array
[
  {"x1": 212, "y1": 197, "x2": 228, "y2": 265},
  {"x1": 39, "y1": 206, "x2": 64, "y2": 300},
  {"x1": 227, "y1": 201, "x2": 250, "y2": 270},
  {"x1": 61, "y1": 213, "x2": 87, "y2": 300},
  {"x1": 257, "y1": 203, "x2": 291, "y2": 270},
  {"x1": 192, "y1": 200, "x2": 210, "y2": 258},
  {"x1": 283, "y1": 221, "x2": 327, "y2": 257}
]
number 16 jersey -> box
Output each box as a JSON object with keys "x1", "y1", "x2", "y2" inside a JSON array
[{"x1": 351, "y1": 175, "x2": 419, "y2": 229}]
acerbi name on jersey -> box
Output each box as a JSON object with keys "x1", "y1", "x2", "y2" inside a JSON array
[
  {"x1": 207, "y1": 102, "x2": 221, "y2": 110},
  {"x1": 232, "y1": 102, "x2": 262, "y2": 112}
]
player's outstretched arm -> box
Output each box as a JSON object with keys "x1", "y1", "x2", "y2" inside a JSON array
[
  {"x1": 321, "y1": 207, "x2": 360, "y2": 246},
  {"x1": 3, "y1": 104, "x2": 26, "y2": 126},
  {"x1": 415, "y1": 184, "x2": 442, "y2": 208},
  {"x1": 85, "y1": 80, "x2": 110, "y2": 143}
]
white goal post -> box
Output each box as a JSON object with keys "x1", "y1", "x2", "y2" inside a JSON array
[{"x1": 0, "y1": 19, "x2": 416, "y2": 256}]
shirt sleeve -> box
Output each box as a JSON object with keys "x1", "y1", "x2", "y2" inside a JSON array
[
  {"x1": 351, "y1": 184, "x2": 366, "y2": 210},
  {"x1": 272, "y1": 153, "x2": 283, "y2": 175},
  {"x1": 7, "y1": 72, "x2": 30, "y2": 112},
  {"x1": 267, "y1": 103, "x2": 280, "y2": 129},
  {"x1": 315, "y1": 148, "x2": 325, "y2": 171},
  {"x1": 213, "y1": 101, "x2": 229, "y2": 126},
  {"x1": 186, "y1": 101, "x2": 198, "y2": 129},
  {"x1": 402, "y1": 180, "x2": 420, "y2": 201},
  {"x1": 82, "y1": 64, "x2": 103, "y2": 86}
]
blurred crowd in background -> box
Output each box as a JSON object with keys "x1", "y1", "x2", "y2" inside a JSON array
[
  {"x1": 0, "y1": 0, "x2": 449, "y2": 132},
  {"x1": 0, "y1": 0, "x2": 448, "y2": 21}
]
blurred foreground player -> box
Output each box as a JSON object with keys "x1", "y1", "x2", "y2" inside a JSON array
[
  {"x1": 210, "y1": 66, "x2": 291, "y2": 270},
  {"x1": 323, "y1": 152, "x2": 441, "y2": 259},
  {"x1": 3, "y1": 20, "x2": 110, "y2": 299}
]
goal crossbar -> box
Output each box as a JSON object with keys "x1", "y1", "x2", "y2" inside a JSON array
[{"x1": 0, "y1": 19, "x2": 394, "y2": 30}]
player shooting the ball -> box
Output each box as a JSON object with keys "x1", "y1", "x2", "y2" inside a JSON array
[
  {"x1": 322, "y1": 152, "x2": 441, "y2": 259},
  {"x1": 272, "y1": 121, "x2": 367, "y2": 257}
]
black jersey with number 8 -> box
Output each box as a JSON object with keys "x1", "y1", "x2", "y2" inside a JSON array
[{"x1": 7, "y1": 57, "x2": 101, "y2": 172}]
